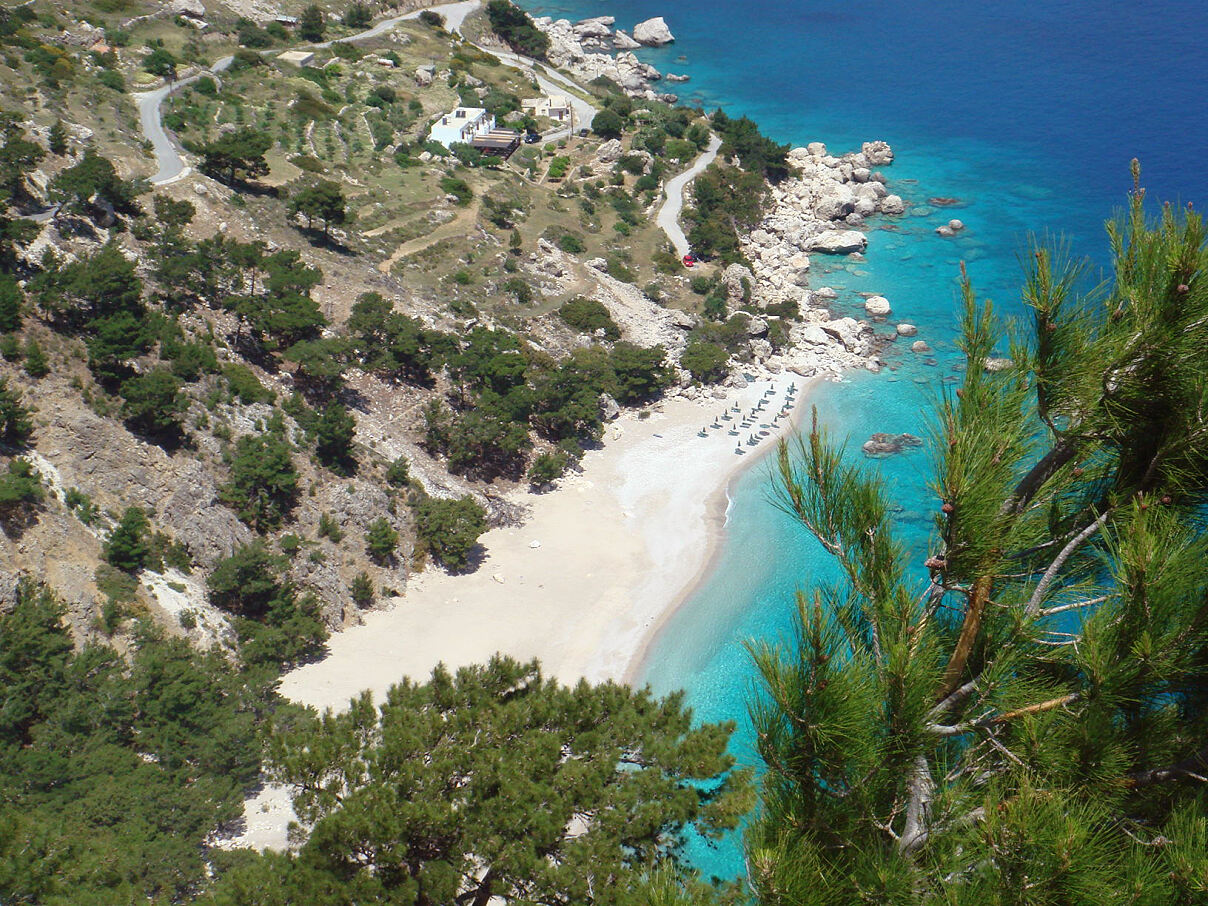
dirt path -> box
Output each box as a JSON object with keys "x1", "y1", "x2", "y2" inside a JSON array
[{"x1": 376, "y1": 202, "x2": 480, "y2": 273}]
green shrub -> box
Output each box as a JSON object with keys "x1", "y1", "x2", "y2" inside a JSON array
[
  {"x1": 439, "y1": 175, "x2": 473, "y2": 206},
  {"x1": 680, "y1": 340, "x2": 730, "y2": 384},
  {"x1": 364, "y1": 517, "x2": 398, "y2": 564},
  {"x1": 557, "y1": 297, "x2": 620, "y2": 340},
  {"x1": 527, "y1": 450, "x2": 568, "y2": 487},
  {"x1": 104, "y1": 507, "x2": 150, "y2": 572},
  {"x1": 411, "y1": 494, "x2": 486, "y2": 571}
]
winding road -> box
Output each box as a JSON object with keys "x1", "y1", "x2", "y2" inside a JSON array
[{"x1": 655, "y1": 133, "x2": 721, "y2": 258}]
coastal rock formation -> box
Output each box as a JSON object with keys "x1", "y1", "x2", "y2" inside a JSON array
[
  {"x1": 896, "y1": 322, "x2": 918, "y2": 337},
  {"x1": 633, "y1": 16, "x2": 676, "y2": 46},
  {"x1": 612, "y1": 30, "x2": 641, "y2": 49},
  {"x1": 862, "y1": 432, "x2": 924, "y2": 457},
  {"x1": 533, "y1": 17, "x2": 666, "y2": 99}
]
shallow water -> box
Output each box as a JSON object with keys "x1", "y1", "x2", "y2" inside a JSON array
[{"x1": 519, "y1": 0, "x2": 1208, "y2": 878}]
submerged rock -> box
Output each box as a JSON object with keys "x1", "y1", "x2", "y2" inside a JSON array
[{"x1": 862, "y1": 432, "x2": 924, "y2": 457}]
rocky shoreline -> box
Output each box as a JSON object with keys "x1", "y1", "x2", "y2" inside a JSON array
[{"x1": 532, "y1": 14, "x2": 681, "y2": 102}]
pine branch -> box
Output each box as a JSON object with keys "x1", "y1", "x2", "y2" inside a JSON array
[
  {"x1": 936, "y1": 574, "x2": 992, "y2": 701},
  {"x1": 1124, "y1": 744, "x2": 1208, "y2": 788},
  {"x1": 1024, "y1": 509, "x2": 1110, "y2": 616}
]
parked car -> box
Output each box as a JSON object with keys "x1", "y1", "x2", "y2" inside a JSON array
[
  {"x1": 524, "y1": 131, "x2": 541, "y2": 144},
  {"x1": 682, "y1": 253, "x2": 698, "y2": 268}
]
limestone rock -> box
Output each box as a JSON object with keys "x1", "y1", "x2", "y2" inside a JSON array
[
  {"x1": 573, "y1": 16, "x2": 615, "y2": 38},
  {"x1": 862, "y1": 140, "x2": 895, "y2": 166},
  {"x1": 911, "y1": 340, "x2": 932, "y2": 354},
  {"x1": 585, "y1": 257, "x2": 608, "y2": 271},
  {"x1": 879, "y1": 194, "x2": 906, "y2": 214},
  {"x1": 595, "y1": 139, "x2": 624, "y2": 163},
  {"x1": 170, "y1": 0, "x2": 206, "y2": 17},
  {"x1": 632, "y1": 16, "x2": 675, "y2": 45},
  {"x1": 612, "y1": 30, "x2": 641, "y2": 49},
  {"x1": 864, "y1": 295, "x2": 891, "y2": 317},
  {"x1": 598, "y1": 393, "x2": 621, "y2": 420},
  {"x1": 414, "y1": 67, "x2": 433, "y2": 87},
  {"x1": 808, "y1": 230, "x2": 868, "y2": 254},
  {"x1": 746, "y1": 316, "x2": 768, "y2": 337},
  {"x1": 896, "y1": 323, "x2": 918, "y2": 337}
]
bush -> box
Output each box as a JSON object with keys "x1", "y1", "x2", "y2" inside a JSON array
[
  {"x1": 411, "y1": 495, "x2": 487, "y2": 571},
  {"x1": 558, "y1": 297, "x2": 620, "y2": 340},
  {"x1": 557, "y1": 233, "x2": 585, "y2": 254},
  {"x1": 365, "y1": 517, "x2": 398, "y2": 564},
  {"x1": 439, "y1": 175, "x2": 473, "y2": 206},
  {"x1": 222, "y1": 363, "x2": 274, "y2": 404},
  {"x1": 690, "y1": 275, "x2": 712, "y2": 295},
  {"x1": 350, "y1": 571, "x2": 374, "y2": 607},
  {"x1": 0, "y1": 458, "x2": 42, "y2": 520},
  {"x1": 385, "y1": 456, "x2": 410, "y2": 487},
  {"x1": 527, "y1": 450, "x2": 568, "y2": 487},
  {"x1": 680, "y1": 340, "x2": 730, "y2": 384},
  {"x1": 418, "y1": 10, "x2": 445, "y2": 28},
  {"x1": 547, "y1": 156, "x2": 571, "y2": 180}
]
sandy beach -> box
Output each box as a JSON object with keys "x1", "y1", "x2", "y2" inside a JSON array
[{"x1": 232, "y1": 376, "x2": 815, "y2": 848}]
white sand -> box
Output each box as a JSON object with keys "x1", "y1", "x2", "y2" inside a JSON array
[{"x1": 230, "y1": 377, "x2": 813, "y2": 849}]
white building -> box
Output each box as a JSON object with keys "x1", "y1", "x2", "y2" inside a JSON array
[
  {"x1": 429, "y1": 107, "x2": 495, "y2": 149},
  {"x1": 521, "y1": 95, "x2": 572, "y2": 123}
]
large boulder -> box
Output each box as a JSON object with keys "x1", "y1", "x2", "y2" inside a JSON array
[
  {"x1": 807, "y1": 230, "x2": 868, "y2": 254},
  {"x1": 822, "y1": 317, "x2": 869, "y2": 353},
  {"x1": 879, "y1": 194, "x2": 906, "y2": 215},
  {"x1": 632, "y1": 16, "x2": 675, "y2": 45},
  {"x1": 864, "y1": 295, "x2": 891, "y2": 317},
  {"x1": 595, "y1": 139, "x2": 624, "y2": 163},
  {"x1": 612, "y1": 30, "x2": 641, "y2": 49},
  {"x1": 573, "y1": 16, "x2": 614, "y2": 38},
  {"x1": 170, "y1": 0, "x2": 206, "y2": 17}
]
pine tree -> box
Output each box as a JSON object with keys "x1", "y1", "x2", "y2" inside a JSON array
[
  {"x1": 297, "y1": 4, "x2": 325, "y2": 42},
  {"x1": 0, "y1": 377, "x2": 32, "y2": 445},
  {"x1": 364, "y1": 516, "x2": 397, "y2": 564},
  {"x1": 210, "y1": 656, "x2": 750, "y2": 904},
  {"x1": 0, "y1": 273, "x2": 22, "y2": 332},
  {"x1": 104, "y1": 507, "x2": 149, "y2": 572},
  {"x1": 20, "y1": 339, "x2": 45, "y2": 378},
  {"x1": 47, "y1": 119, "x2": 67, "y2": 155},
  {"x1": 748, "y1": 172, "x2": 1208, "y2": 904}
]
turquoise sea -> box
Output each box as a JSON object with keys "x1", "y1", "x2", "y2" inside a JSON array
[{"x1": 518, "y1": 0, "x2": 1208, "y2": 879}]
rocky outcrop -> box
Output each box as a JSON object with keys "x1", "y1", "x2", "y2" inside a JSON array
[
  {"x1": 533, "y1": 16, "x2": 665, "y2": 99},
  {"x1": 632, "y1": 16, "x2": 675, "y2": 46}
]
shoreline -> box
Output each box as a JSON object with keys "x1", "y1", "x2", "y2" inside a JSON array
[
  {"x1": 622, "y1": 375, "x2": 822, "y2": 686},
  {"x1": 232, "y1": 377, "x2": 814, "y2": 849}
]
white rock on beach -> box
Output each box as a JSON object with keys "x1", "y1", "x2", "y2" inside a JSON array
[{"x1": 633, "y1": 16, "x2": 675, "y2": 45}]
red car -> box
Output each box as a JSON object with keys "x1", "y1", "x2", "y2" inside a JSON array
[{"x1": 682, "y1": 253, "x2": 698, "y2": 268}]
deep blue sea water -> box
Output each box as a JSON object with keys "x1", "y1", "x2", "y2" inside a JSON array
[{"x1": 519, "y1": 0, "x2": 1208, "y2": 880}]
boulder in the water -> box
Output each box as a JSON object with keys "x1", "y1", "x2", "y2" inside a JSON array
[{"x1": 862, "y1": 432, "x2": 924, "y2": 457}]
